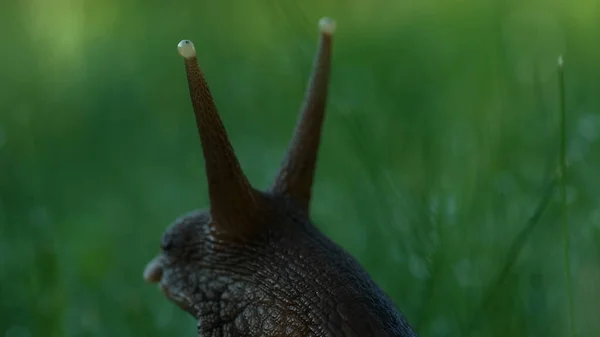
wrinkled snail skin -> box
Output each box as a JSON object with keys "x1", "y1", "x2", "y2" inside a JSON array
[{"x1": 144, "y1": 17, "x2": 418, "y2": 337}]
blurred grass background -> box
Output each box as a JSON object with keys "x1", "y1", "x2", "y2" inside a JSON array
[{"x1": 1, "y1": 0, "x2": 600, "y2": 336}]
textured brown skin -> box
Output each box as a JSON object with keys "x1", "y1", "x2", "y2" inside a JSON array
[
  {"x1": 145, "y1": 21, "x2": 418, "y2": 336},
  {"x1": 157, "y1": 195, "x2": 417, "y2": 336}
]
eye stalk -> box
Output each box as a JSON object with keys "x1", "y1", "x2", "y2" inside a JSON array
[
  {"x1": 177, "y1": 40, "x2": 197, "y2": 59},
  {"x1": 176, "y1": 36, "x2": 264, "y2": 236},
  {"x1": 270, "y1": 16, "x2": 335, "y2": 212}
]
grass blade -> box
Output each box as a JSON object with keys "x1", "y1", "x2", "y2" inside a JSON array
[{"x1": 558, "y1": 55, "x2": 576, "y2": 337}]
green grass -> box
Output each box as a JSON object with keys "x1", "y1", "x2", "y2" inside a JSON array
[
  {"x1": 2, "y1": 0, "x2": 600, "y2": 336},
  {"x1": 558, "y1": 56, "x2": 576, "y2": 337}
]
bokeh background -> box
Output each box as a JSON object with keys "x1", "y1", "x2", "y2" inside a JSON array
[{"x1": 1, "y1": 0, "x2": 600, "y2": 336}]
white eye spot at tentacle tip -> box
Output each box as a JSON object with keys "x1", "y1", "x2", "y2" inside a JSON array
[
  {"x1": 319, "y1": 17, "x2": 336, "y2": 35},
  {"x1": 558, "y1": 55, "x2": 564, "y2": 67},
  {"x1": 177, "y1": 40, "x2": 196, "y2": 59}
]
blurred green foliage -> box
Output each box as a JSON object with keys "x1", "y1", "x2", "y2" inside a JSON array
[{"x1": 1, "y1": 0, "x2": 600, "y2": 336}]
